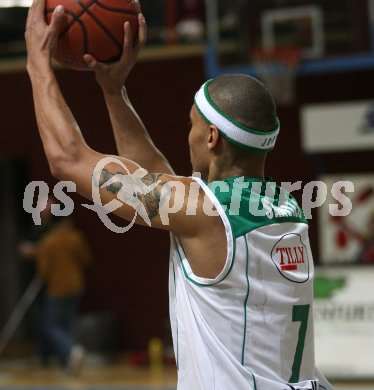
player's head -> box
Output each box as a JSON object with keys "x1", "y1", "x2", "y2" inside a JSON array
[{"x1": 189, "y1": 74, "x2": 279, "y2": 179}]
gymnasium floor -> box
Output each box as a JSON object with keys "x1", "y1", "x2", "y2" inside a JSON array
[{"x1": 0, "y1": 359, "x2": 373, "y2": 390}]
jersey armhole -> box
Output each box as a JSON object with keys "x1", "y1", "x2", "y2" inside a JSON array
[{"x1": 173, "y1": 177, "x2": 235, "y2": 286}]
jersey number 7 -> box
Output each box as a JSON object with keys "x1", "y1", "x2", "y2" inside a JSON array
[{"x1": 289, "y1": 304, "x2": 310, "y2": 383}]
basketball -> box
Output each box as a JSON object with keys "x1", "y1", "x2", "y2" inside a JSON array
[{"x1": 45, "y1": 0, "x2": 141, "y2": 70}]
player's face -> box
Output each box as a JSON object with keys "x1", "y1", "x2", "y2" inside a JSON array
[{"x1": 188, "y1": 105, "x2": 210, "y2": 178}]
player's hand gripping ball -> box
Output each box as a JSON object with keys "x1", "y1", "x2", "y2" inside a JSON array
[{"x1": 45, "y1": 0, "x2": 141, "y2": 70}]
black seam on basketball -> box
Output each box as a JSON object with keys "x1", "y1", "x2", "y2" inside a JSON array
[
  {"x1": 50, "y1": 0, "x2": 97, "y2": 40},
  {"x1": 85, "y1": 8, "x2": 122, "y2": 51},
  {"x1": 56, "y1": 12, "x2": 89, "y2": 64},
  {"x1": 45, "y1": 8, "x2": 70, "y2": 40},
  {"x1": 96, "y1": 1, "x2": 138, "y2": 16},
  {"x1": 46, "y1": 0, "x2": 137, "y2": 63},
  {"x1": 78, "y1": 15, "x2": 89, "y2": 57},
  {"x1": 75, "y1": 0, "x2": 122, "y2": 56},
  {"x1": 53, "y1": 9, "x2": 77, "y2": 39}
]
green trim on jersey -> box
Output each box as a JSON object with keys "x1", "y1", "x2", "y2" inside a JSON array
[
  {"x1": 207, "y1": 177, "x2": 307, "y2": 239},
  {"x1": 251, "y1": 373, "x2": 258, "y2": 390},
  {"x1": 173, "y1": 235, "x2": 237, "y2": 287},
  {"x1": 172, "y1": 261, "x2": 179, "y2": 371},
  {"x1": 241, "y1": 236, "x2": 250, "y2": 366}
]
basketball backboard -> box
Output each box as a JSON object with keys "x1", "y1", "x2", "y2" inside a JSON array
[{"x1": 205, "y1": 0, "x2": 374, "y2": 77}]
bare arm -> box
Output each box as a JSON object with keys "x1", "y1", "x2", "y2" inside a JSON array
[
  {"x1": 28, "y1": 71, "x2": 211, "y2": 236},
  {"x1": 83, "y1": 17, "x2": 174, "y2": 174},
  {"x1": 25, "y1": 0, "x2": 205, "y2": 234},
  {"x1": 103, "y1": 87, "x2": 174, "y2": 174},
  {"x1": 25, "y1": 0, "x2": 226, "y2": 279}
]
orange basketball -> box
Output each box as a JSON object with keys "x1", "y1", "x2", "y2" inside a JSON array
[{"x1": 45, "y1": 0, "x2": 141, "y2": 70}]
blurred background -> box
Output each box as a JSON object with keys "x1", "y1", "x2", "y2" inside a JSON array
[{"x1": 0, "y1": 0, "x2": 373, "y2": 389}]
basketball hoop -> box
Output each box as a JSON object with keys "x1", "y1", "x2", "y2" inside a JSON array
[{"x1": 252, "y1": 47, "x2": 301, "y2": 106}]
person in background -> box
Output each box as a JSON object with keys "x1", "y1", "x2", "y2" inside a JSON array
[
  {"x1": 18, "y1": 196, "x2": 53, "y2": 365},
  {"x1": 36, "y1": 215, "x2": 92, "y2": 375},
  {"x1": 18, "y1": 196, "x2": 53, "y2": 261}
]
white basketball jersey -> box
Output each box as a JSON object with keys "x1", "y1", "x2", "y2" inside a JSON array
[{"x1": 169, "y1": 176, "x2": 333, "y2": 390}]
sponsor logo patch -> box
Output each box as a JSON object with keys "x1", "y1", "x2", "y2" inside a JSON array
[{"x1": 271, "y1": 233, "x2": 310, "y2": 283}]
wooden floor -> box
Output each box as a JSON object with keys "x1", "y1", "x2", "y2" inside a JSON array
[
  {"x1": 0, "y1": 359, "x2": 373, "y2": 389},
  {"x1": 0, "y1": 359, "x2": 176, "y2": 389}
]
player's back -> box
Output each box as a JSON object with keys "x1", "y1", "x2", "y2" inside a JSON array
[{"x1": 169, "y1": 176, "x2": 318, "y2": 390}]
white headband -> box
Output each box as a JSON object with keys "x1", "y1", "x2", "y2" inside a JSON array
[{"x1": 194, "y1": 80, "x2": 280, "y2": 151}]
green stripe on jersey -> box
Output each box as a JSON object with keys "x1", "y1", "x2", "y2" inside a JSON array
[{"x1": 207, "y1": 176, "x2": 307, "y2": 239}]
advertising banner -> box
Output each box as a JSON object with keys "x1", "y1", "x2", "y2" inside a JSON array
[
  {"x1": 318, "y1": 174, "x2": 374, "y2": 264},
  {"x1": 301, "y1": 100, "x2": 374, "y2": 153},
  {"x1": 314, "y1": 266, "x2": 374, "y2": 379}
]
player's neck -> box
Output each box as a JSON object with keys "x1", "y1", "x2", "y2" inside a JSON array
[{"x1": 207, "y1": 159, "x2": 265, "y2": 182}]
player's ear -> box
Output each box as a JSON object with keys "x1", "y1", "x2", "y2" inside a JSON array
[{"x1": 207, "y1": 125, "x2": 220, "y2": 150}]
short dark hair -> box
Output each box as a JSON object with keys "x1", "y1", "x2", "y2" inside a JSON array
[{"x1": 208, "y1": 74, "x2": 277, "y2": 133}]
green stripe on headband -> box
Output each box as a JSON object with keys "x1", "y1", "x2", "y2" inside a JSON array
[
  {"x1": 203, "y1": 80, "x2": 280, "y2": 136},
  {"x1": 194, "y1": 80, "x2": 280, "y2": 151}
]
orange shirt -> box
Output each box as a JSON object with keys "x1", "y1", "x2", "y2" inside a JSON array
[{"x1": 37, "y1": 225, "x2": 91, "y2": 298}]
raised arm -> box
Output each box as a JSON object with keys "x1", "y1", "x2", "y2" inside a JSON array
[
  {"x1": 25, "y1": 1, "x2": 156, "y2": 226},
  {"x1": 25, "y1": 0, "x2": 227, "y2": 280},
  {"x1": 83, "y1": 16, "x2": 174, "y2": 175}
]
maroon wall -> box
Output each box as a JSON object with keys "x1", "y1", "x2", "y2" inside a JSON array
[
  {"x1": 278, "y1": 69, "x2": 374, "y2": 259},
  {"x1": 1, "y1": 55, "x2": 204, "y2": 351},
  {"x1": 1, "y1": 55, "x2": 373, "y2": 350}
]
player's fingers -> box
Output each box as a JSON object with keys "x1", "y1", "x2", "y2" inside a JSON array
[
  {"x1": 83, "y1": 54, "x2": 99, "y2": 69},
  {"x1": 122, "y1": 21, "x2": 133, "y2": 60},
  {"x1": 32, "y1": 0, "x2": 46, "y2": 19},
  {"x1": 31, "y1": 0, "x2": 45, "y2": 12},
  {"x1": 26, "y1": 3, "x2": 34, "y2": 27},
  {"x1": 137, "y1": 13, "x2": 147, "y2": 49},
  {"x1": 26, "y1": 0, "x2": 45, "y2": 27},
  {"x1": 49, "y1": 5, "x2": 65, "y2": 34}
]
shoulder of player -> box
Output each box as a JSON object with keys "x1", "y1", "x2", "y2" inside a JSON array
[
  {"x1": 140, "y1": 173, "x2": 198, "y2": 195},
  {"x1": 150, "y1": 174, "x2": 221, "y2": 233},
  {"x1": 146, "y1": 174, "x2": 210, "y2": 203}
]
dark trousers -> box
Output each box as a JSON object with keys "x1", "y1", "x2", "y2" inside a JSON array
[
  {"x1": 42, "y1": 294, "x2": 80, "y2": 368},
  {"x1": 32, "y1": 290, "x2": 53, "y2": 365}
]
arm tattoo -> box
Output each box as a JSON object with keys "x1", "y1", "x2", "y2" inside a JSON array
[
  {"x1": 99, "y1": 168, "x2": 124, "y2": 195},
  {"x1": 96, "y1": 169, "x2": 171, "y2": 222},
  {"x1": 137, "y1": 173, "x2": 170, "y2": 221}
]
